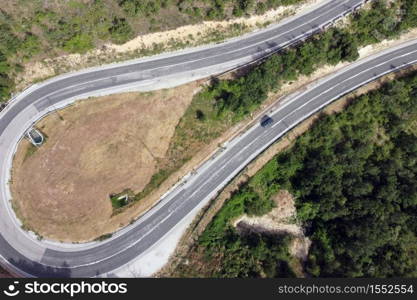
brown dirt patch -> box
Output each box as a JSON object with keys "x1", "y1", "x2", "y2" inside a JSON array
[
  {"x1": 234, "y1": 190, "x2": 311, "y2": 276},
  {"x1": 11, "y1": 83, "x2": 197, "y2": 242},
  {"x1": 234, "y1": 190, "x2": 305, "y2": 239}
]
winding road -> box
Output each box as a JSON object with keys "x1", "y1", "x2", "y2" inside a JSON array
[{"x1": 1, "y1": 0, "x2": 412, "y2": 277}]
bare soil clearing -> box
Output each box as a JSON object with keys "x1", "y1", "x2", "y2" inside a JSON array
[
  {"x1": 234, "y1": 191, "x2": 302, "y2": 237},
  {"x1": 11, "y1": 83, "x2": 197, "y2": 242},
  {"x1": 234, "y1": 190, "x2": 311, "y2": 262}
]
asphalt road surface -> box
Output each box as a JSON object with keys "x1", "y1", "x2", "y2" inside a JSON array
[{"x1": 2, "y1": 0, "x2": 410, "y2": 277}]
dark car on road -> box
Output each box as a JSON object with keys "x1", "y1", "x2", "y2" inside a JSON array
[{"x1": 260, "y1": 115, "x2": 273, "y2": 127}]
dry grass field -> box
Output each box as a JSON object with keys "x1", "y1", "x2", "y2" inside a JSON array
[{"x1": 11, "y1": 83, "x2": 197, "y2": 242}]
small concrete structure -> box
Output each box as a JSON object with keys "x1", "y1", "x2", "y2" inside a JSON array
[
  {"x1": 117, "y1": 194, "x2": 129, "y2": 204},
  {"x1": 26, "y1": 128, "x2": 44, "y2": 146}
]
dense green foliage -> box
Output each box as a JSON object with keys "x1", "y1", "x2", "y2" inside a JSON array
[
  {"x1": 118, "y1": 0, "x2": 169, "y2": 17},
  {"x1": 350, "y1": 0, "x2": 401, "y2": 45},
  {"x1": 297, "y1": 79, "x2": 417, "y2": 277},
  {"x1": 401, "y1": 0, "x2": 417, "y2": 30},
  {"x1": 205, "y1": 28, "x2": 358, "y2": 120},
  {"x1": 196, "y1": 70, "x2": 417, "y2": 278},
  {"x1": 198, "y1": 0, "x2": 417, "y2": 120},
  {"x1": 0, "y1": 52, "x2": 13, "y2": 102},
  {"x1": 193, "y1": 146, "x2": 294, "y2": 277},
  {"x1": 169, "y1": 0, "x2": 417, "y2": 165},
  {"x1": 351, "y1": 0, "x2": 417, "y2": 45},
  {"x1": 285, "y1": 75, "x2": 417, "y2": 277}
]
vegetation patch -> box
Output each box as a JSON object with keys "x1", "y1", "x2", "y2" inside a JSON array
[
  {"x1": 23, "y1": 143, "x2": 38, "y2": 162},
  {"x1": 110, "y1": 189, "x2": 135, "y2": 210},
  {"x1": 94, "y1": 233, "x2": 113, "y2": 242}
]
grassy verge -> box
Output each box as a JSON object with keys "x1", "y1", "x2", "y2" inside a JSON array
[
  {"x1": 94, "y1": 233, "x2": 113, "y2": 242},
  {"x1": 133, "y1": 88, "x2": 235, "y2": 203},
  {"x1": 110, "y1": 189, "x2": 135, "y2": 212}
]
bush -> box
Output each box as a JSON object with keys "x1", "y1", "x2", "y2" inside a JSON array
[
  {"x1": 109, "y1": 17, "x2": 133, "y2": 44},
  {"x1": 64, "y1": 34, "x2": 94, "y2": 53},
  {"x1": 209, "y1": 28, "x2": 359, "y2": 119}
]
